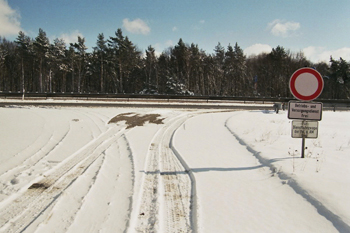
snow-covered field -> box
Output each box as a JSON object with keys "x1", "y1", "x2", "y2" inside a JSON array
[{"x1": 0, "y1": 103, "x2": 349, "y2": 233}]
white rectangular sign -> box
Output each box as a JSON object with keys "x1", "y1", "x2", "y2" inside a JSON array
[
  {"x1": 292, "y1": 120, "x2": 318, "y2": 138},
  {"x1": 288, "y1": 101, "x2": 322, "y2": 121}
]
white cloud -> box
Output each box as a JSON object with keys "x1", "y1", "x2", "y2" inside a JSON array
[
  {"x1": 122, "y1": 18, "x2": 150, "y2": 35},
  {"x1": 303, "y1": 46, "x2": 350, "y2": 63},
  {"x1": 0, "y1": 0, "x2": 22, "y2": 36},
  {"x1": 152, "y1": 43, "x2": 162, "y2": 57},
  {"x1": 193, "y1": 20, "x2": 205, "y2": 31},
  {"x1": 165, "y1": 40, "x2": 174, "y2": 47},
  {"x1": 59, "y1": 30, "x2": 84, "y2": 45},
  {"x1": 244, "y1": 44, "x2": 350, "y2": 63},
  {"x1": 268, "y1": 19, "x2": 300, "y2": 37},
  {"x1": 151, "y1": 40, "x2": 174, "y2": 57},
  {"x1": 244, "y1": 44, "x2": 272, "y2": 57},
  {"x1": 172, "y1": 26, "x2": 178, "y2": 32}
]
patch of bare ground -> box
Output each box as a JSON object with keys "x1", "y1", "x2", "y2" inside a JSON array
[
  {"x1": 108, "y1": 113, "x2": 165, "y2": 129},
  {"x1": 28, "y1": 182, "x2": 49, "y2": 190}
]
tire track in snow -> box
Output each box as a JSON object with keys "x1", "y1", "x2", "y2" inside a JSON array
[
  {"x1": 0, "y1": 126, "x2": 126, "y2": 233},
  {"x1": 134, "y1": 137, "x2": 160, "y2": 232},
  {"x1": 34, "y1": 152, "x2": 107, "y2": 233},
  {"x1": 79, "y1": 109, "x2": 111, "y2": 134},
  {"x1": 72, "y1": 109, "x2": 103, "y2": 138},
  {"x1": 0, "y1": 112, "x2": 54, "y2": 176},
  {"x1": 0, "y1": 113, "x2": 71, "y2": 201},
  {"x1": 66, "y1": 135, "x2": 134, "y2": 233},
  {"x1": 159, "y1": 118, "x2": 192, "y2": 233},
  {"x1": 133, "y1": 113, "x2": 198, "y2": 233},
  {"x1": 0, "y1": 108, "x2": 106, "y2": 202},
  {"x1": 29, "y1": 133, "x2": 134, "y2": 233}
]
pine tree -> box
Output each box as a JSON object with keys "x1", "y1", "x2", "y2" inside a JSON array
[
  {"x1": 170, "y1": 38, "x2": 193, "y2": 93},
  {"x1": 66, "y1": 45, "x2": 76, "y2": 92},
  {"x1": 144, "y1": 45, "x2": 158, "y2": 93},
  {"x1": 94, "y1": 33, "x2": 107, "y2": 92},
  {"x1": 108, "y1": 29, "x2": 141, "y2": 93},
  {"x1": 232, "y1": 42, "x2": 247, "y2": 96},
  {"x1": 214, "y1": 42, "x2": 225, "y2": 95},
  {"x1": 157, "y1": 50, "x2": 171, "y2": 94},
  {"x1": 70, "y1": 36, "x2": 88, "y2": 92},
  {"x1": 15, "y1": 31, "x2": 31, "y2": 95},
  {"x1": 34, "y1": 28, "x2": 50, "y2": 92},
  {"x1": 0, "y1": 37, "x2": 9, "y2": 91},
  {"x1": 189, "y1": 43, "x2": 204, "y2": 94},
  {"x1": 50, "y1": 38, "x2": 67, "y2": 92},
  {"x1": 269, "y1": 45, "x2": 288, "y2": 96},
  {"x1": 329, "y1": 57, "x2": 350, "y2": 98},
  {"x1": 224, "y1": 44, "x2": 234, "y2": 95},
  {"x1": 122, "y1": 36, "x2": 142, "y2": 93},
  {"x1": 108, "y1": 28, "x2": 125, "y2": 93}
]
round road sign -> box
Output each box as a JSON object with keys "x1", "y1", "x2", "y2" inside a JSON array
[{"x1": 289, "y1": 67, "x2": 324, "y2": 101}]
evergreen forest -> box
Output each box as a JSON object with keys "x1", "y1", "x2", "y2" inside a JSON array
[{"x1": 0, "y1": 28, "x2": 349, "y2": 99}]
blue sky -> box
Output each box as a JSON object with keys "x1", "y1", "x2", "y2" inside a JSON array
[{"x1": 1, "y1": 0, "x2": 350, "y2": 62}]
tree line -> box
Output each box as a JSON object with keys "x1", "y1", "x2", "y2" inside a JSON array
[{"x1": 0, "y1": 28, "x2": 349, "y2": 99}]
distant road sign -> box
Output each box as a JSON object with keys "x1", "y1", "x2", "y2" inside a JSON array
[
  {"x1": 288, "y1": 101, "x2": 322, "y2": 121},
  {"x1": 289, "y1": 68, "x2": 324, "y2": 101},
  {"x1": 292, "y1": 120, "x2": 318, "y2": 138}
]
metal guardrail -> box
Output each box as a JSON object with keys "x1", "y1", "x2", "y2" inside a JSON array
[{"x1": 0, "y1": 91, "x2": 349, "y2": 111}]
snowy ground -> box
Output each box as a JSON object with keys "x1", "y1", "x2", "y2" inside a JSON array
[{"x1": 0, "y1": 103, "x2": 349, "y2": 233}]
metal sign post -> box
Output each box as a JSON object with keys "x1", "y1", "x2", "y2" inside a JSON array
[{"x1": 301, "y1": 128, "x2": 306, "y2": 158}]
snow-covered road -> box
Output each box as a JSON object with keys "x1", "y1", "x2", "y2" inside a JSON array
[{"x1": 0, "y1": 105, "x2": 349, "y2": 232}]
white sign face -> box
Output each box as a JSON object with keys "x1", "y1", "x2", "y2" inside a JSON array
[
  {"x1": 292, "y1": 120, "x2": 318, "y2": 138},
  {"x1": 294, "y1": 73, "x2": 319, "y2": 96},
  {"x1": 288, "y1": 101, "x2": 322, "y2": 121}
]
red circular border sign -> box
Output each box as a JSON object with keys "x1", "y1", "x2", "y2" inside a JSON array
[{"x1": 289, "y1": 67, "x2": 324, "y2": 101}]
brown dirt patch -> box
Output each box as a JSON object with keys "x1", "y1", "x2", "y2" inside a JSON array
[
  {"x1": 108, "y1": 112, "x2": 165, "y2": 129},
  {"x1": 28, "y1": 182, "x2": 49, "y2": 190}
]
